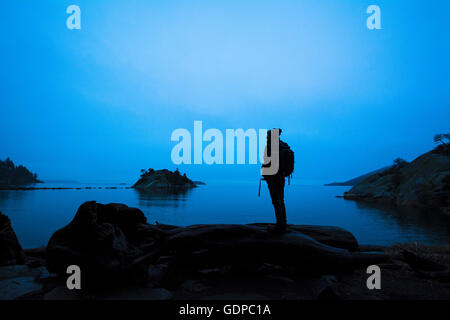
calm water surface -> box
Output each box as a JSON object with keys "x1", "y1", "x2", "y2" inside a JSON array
[{"x1": 1, "y1": 182, "x2": 449, "y2": 248}]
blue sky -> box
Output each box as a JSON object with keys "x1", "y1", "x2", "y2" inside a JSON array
[{"x1": 0, "y1": 0, "x2": 449, "y2": 184}]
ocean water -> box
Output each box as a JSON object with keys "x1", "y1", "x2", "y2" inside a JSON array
[{"x1": 0, "y1": 182, "x2": 449, "y2": 248}]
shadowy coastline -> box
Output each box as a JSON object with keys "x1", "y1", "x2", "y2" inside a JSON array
[{"x1": 1, "y1": 201, "x2": 449, "y2": 300}]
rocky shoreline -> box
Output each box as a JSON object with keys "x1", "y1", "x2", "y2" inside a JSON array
[
  {"x1": 1, "y1": 202, "x2": 449, "y2": 300},
  {"x1": 344, "y1": 147, "x2": 450, "y2": 215}
]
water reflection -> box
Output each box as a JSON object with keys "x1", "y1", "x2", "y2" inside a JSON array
[
  {"x1": 0, "y1": 190, "x2": 33, "y2": 212},
  {"x1": 1, "y1": 184, "x2": 449, "y2": 248},
  {"x1": 133, "y1": 187, "x2": 194, "y2": 209},
  {"x1": 353, "y1": 200, "x2": 450, "y2": 243}
]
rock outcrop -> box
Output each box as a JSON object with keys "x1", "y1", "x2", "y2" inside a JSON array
[
  {"x1": 46, "y1": 201, "x2": 165, "y2": 287},
  {"x1": 133, "y1": 168, "x2": 197, "y2": 190},
  {"x1": 344, "y1": 148, "x2": 450, "y2": 214},
  {"x1": 0, "y1": 212, "x2": 25, "y2": 266},
  {"x1": 46, "y1": 201, "x2": 387, "y2": 287}
]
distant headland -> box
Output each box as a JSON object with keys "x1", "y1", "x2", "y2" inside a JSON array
[
  {"x1": 0, "y1": 157, "x2": 42, "y2": 186},
  {"x1": 343, "y1": 135, "x2": 450, "y2": 214},
  {"x1": 325, "y1": 166, "x2": 391, "y2": 186}
]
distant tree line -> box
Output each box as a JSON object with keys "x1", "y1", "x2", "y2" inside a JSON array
[{"x1": 0, "y1": 157, "x2": 42, "y2": 186}]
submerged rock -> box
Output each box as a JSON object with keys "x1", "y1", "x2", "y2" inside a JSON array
[{"x1": 0, "y1": 212, "x2": 25, "y2": 266}]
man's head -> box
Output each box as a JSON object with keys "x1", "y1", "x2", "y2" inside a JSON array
[
  {"x1": 262, "y1": 128, "x2": 282, "y2": 176},
  {"x1": 267, "y1": 128, "x2": 282, "y2": 140}
]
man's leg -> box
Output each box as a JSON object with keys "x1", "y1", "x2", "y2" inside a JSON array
[
  {"x1": 266, "y1": 178, "x2": 283, "y2": 227},
  {"x1": 279, "y1": 176, "x2": 287, "y2": 226},
  {"x1": 272, "y1": 176, "x2": 286, "y2": 230}
]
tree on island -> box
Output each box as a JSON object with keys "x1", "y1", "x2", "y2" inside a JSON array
[
  {"x1": 433, "y1": 133, "x2": 450, "y2": 155},
  {"x1": 134, "y1": 168, "x2": 196, "y2": 189},
  {"x1": 434, "y1": 133, "x2": 450, "y2": 145},
  {"x1": 0, "y1": 157, "x2": 42, "y2": 186},
  {"x1": 393, "y1": 157, "x2": 409, "y2": 169}
]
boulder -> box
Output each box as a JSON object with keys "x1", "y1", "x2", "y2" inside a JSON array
[
  {"x1": 46, "y1": 201, "x2": 164, "y2": 287},
  {"x1": 0, "y1": 212, "x2": 25, "y2": 266}
]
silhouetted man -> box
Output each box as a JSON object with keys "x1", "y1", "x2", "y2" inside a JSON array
[{"x1": 261, "y1": 129, "x2": 294, "y2": 233}]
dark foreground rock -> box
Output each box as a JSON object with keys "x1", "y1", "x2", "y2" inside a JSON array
[
  {"x1": 2, "y1": 202, "x2": 450, "y2": 300},
  {"x1": 402, "y1": 250, "x2": 450, "y2": 281},
  {"x1": 46, "y1": 201, "x2": 387, "y2": 289},
  {"x1": 162, "y1": 223, "x2": 380, "y2": 277},
  {"x1": 0, "y1": 212, "x2": 25, "y2": 266},
  {"x1": 46, "y1": 201, "x2": 165, "y2": 287}
]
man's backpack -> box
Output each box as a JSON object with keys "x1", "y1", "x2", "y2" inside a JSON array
[
  {"x1": 258, "y1": 139, "x2": 294, "y2": 196},
  {"x1": 279, "y1": 141, "x2": 294, "y2": 178}
]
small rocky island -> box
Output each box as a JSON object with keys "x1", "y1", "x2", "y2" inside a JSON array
[
  {"x1": 133, "y1": 168, "x2": 199, "y2": 190},
  {"x1": 344, "y1": 138, "x2": 450, "y2": 215},
  {"x1": 0, "y1": 157, "x2": 42, "y2": 186}
]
